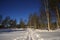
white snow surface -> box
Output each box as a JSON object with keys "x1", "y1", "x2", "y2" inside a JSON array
[{"x1": 0, "y1": 28, "x2": 60, "y2": 40}]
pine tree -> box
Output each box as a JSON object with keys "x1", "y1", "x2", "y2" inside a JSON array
[{"x1": 20, "y1": 19, "x2": 25, "y2": 28}]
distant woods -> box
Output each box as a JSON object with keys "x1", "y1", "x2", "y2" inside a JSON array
[{"x1": 0, "y1": 0, "x2": 60, "y2": 30}]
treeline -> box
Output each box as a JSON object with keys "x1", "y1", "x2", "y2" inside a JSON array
[
  {"x1": 0, "y1": 16, "x2": 26, "y2": 28},
  {"x1": 0, "y1": 0, "x2": 60, "y2": 30}
]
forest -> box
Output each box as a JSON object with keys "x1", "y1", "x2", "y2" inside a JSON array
[{"x1": 0, "y1": 0, "x2": 60, "y2": 30}]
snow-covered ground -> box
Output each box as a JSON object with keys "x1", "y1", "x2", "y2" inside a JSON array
[
  {"x1": 35, "y1": 29, "x2": 60, "y2": 32},
  {"x1": 0, "y1": 28, "x2": 60, "y2": 40},
  {"x1": 0, "y1": 28, "x2": 29, "y2": 40}
]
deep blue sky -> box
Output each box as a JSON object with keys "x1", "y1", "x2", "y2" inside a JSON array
[{"x1": 0, "y1": 0, "x2": 41, "y2": 24}]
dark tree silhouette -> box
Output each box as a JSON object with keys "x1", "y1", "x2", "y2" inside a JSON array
[
  {"x1": 0, "y1": 15, "x2": 3, "y2": 28},
  {"x1": 9, "y1": 19, "x2": 17, "y2": 28},
  {"x1": 0, "y1": 15, "x2": 2, "y2": 23},
  {"x1": 20, "y1": 19, "x2": 25, "y2": 28},
  {"x1": 2, "y1": 16, "x2": 10, "y2": 28}
]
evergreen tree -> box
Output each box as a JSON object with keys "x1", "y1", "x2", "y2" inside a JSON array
[
  {"x1": 20, "y1": 19, "x2": 25, "y2": 28},
  {"x1": 2, "y1": 16, "x2": 10, "y2": 28}
]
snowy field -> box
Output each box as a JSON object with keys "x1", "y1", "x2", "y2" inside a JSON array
[
  {"x1": 0, "y1": 28, "x2": 29, "y2": 40},
  {"x1": 0, "y1": 28, "x2": 60, "y2": 40}
]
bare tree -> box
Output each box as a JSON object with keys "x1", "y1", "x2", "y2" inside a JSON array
[
  {"x1": 56, "y1": 7, "x2": 60, "y2": 29},
  {"x1": 48, "y1": 0, "x2": 60, "y2": 29},
  {"x1": 28, "y1": 13, "x2": 39, "y2": 29},
  {"x1": 43, "y1": 0, "x2": 50, "y2": 30},
  {"x1": 28, "y1": 13, "x2": 33, "y2": 28},
  {"x1": 39, "y1": 10, "x2": 47, "y2": 29}
]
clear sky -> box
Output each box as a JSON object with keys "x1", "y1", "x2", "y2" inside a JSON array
[{"x1": 0, "y1": 0, "x2": 41, "y2": 24}]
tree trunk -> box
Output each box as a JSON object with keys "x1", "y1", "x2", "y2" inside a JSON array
[
  {"x1": 46, "y1": 9, "x2": 50, "y2": 31},
  {"x1": 44, "y1": 0, "x2": 50, "y2": 31},
  {"x1": 30, "y1": 21, "x2": 31, "y2": 28},
  {"x1": 56, "y1": 7, "x2": 60, "y2": 29}
]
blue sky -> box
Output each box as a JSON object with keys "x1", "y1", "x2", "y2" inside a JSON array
[{"x1": 0, "y1": 0, "x2": 41, "y2": 24}]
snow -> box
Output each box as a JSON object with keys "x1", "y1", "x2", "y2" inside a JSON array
[{"x1": 0, "y1": 28, "x2": 60, "y2": 40}]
